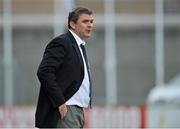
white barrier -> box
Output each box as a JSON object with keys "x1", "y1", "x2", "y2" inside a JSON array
[
  {"x1": 2, "y1": 106, "x2": 180, "y2": 128},
  {"x1": 0, "y1": 107, "x2": 35, "y2": 128},
  {"x1": 0, "y1": 106, "x2": 145, "y2": 128},
  {"x1": 85, "y1": 106, "x2": 145, "y2": 128}
]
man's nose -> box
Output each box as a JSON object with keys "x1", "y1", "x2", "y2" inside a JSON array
[{"x1": 88, "y1": 22, "x2": 93, "y2": 28}]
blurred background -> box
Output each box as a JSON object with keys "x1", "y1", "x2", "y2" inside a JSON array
[{"x1": 0, "y1": 0, "x2": 180, "y2": 128}]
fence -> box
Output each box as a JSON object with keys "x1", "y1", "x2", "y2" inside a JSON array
[
  {"x1": 0, "y1": 106, "x2": 145, "y2": 128},
  {"x1": 1, "y1": 105, "x2": 180, "y2": 128}
]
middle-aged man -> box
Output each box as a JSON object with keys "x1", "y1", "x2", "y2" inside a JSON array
[{"x1": 35, "y1": 7, "x2": 94, "y2": 128}]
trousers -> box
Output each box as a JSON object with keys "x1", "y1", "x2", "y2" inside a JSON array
[{"x1": 57, "y1": 105, "x2": 84, "y2": 128}]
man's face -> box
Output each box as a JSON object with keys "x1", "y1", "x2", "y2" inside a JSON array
[{"x1": 70, "y1": 14, "x2": 94, "y2": 40}]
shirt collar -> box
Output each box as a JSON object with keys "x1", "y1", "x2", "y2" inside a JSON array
[{"x1": 69, "y1": 30, "x2": 86, "y2": 46}]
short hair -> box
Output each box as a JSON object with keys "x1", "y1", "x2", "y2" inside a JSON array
[{"x1": 68, "y1": 7, "x2": 93, "y2": 29}]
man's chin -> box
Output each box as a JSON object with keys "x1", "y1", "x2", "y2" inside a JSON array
[{"x1": 85, "y1": 34, "x2": 91, "y2": 38}]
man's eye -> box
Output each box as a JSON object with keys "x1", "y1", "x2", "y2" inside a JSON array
[{"x1": 83, "y1": 20, "x2": 88, "y2": 23}]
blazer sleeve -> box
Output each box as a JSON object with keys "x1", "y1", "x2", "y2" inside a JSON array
[{"x1": 37, "y1": 37, "x2": 66, "y2": 108}]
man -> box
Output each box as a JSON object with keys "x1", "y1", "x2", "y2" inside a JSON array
[{"x1": 35, "y1": 7, "x2": 94, "y2": 128}]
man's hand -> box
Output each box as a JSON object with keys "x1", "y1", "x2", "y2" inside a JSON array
[{"x1": 58, "y1": 103, "x2": 67, "y2": 119}]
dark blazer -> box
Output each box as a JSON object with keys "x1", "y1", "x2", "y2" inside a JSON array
[{"x1": 35, "y1": 31, "x2": 84, "y2": 128}]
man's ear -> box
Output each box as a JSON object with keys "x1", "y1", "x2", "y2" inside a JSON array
[{"x1": 70, "y1": 21, "x2": 76, "y2": 30}]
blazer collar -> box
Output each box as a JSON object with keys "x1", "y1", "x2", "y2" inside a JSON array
[
  {"x1": 66, "y1": 30, "x2": 84, "y2": 70},
  {"x1": 66, "y1": 30, "x2": 76, "y2": 44}
]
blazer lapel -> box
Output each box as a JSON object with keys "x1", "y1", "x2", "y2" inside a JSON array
[{"x1": 66, "y1": 31, "x2": 84, "y2": 70}]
